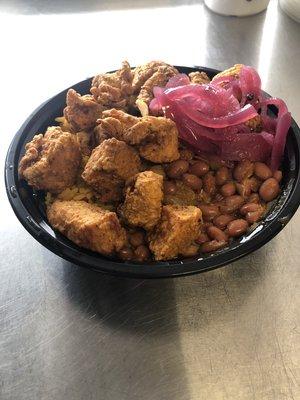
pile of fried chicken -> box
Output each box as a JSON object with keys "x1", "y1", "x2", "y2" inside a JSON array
[{"x1": 19, "y1": 61, "x2": 212, "y2": 262}]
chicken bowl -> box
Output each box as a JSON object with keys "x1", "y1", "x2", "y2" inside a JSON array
[{"x1": 5, "y1": 65, "x2": 300, "y2": 278}]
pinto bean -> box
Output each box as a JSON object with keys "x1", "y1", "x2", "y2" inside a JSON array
[
  {"x1": 163, "y1": 181, "x2": 177, "y2": 195},
  {"x1": 166, "y1": 159, "x2": 189, "y2": 179},
  {"x1": 239, "y1": 202, "x2": 261, "y2": 215},
  {"x1": 220, "y1": 195, "x2": 244, "y2": 214},
  {"x1": 129, "y1": 231, "x2": 145, "y2": 247},
  {"x1": 188, "y1": 160, "x2": 209, "y2": 177},
  {"x1": 220, "y1": 182, "x2": 236, "y2": 197},
  {"x1": 213, "y1": 214, "x2": 235, "y2": 230},
  {"x1": 118, "y1": 247, "x2": 134, "y2": 261},
  {"x1": 259, "y1": 178, "x2": 280, "y2": 202},
  {"x1": 182, "y1": 174, "x2": 202, "y2": 190},
  {"x1": 207, "y1": 226, "x2": 228, "y2": 242},
  {"x1": 227, "y1": 219, "x2": 248, "y2": 237},
  {"x1": 254, "y1": 162, "x2": 272, "y2": 180},
  {"x1": 134, "y1": 245, "x2": 151, "y2": 261},
  {"x1": 199, "y1": 204, "x2": 220, "y2": 221}
]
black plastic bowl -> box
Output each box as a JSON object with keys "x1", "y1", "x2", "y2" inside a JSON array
[{"x1": 5, "y1": 66, "x2": 300, "y2": 278}]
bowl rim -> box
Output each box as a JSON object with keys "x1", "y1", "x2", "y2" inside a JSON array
[{"x1": 5, "y1": 65, "x2": 300, "y2": 278}]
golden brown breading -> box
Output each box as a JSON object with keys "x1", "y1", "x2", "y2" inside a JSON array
[
  {"x1": 90, "y1": 61, "x2": 133, "y2": 110},
  {"x1": 95, "y1": 110, "x2": 180, "y2": 163},
  {"x1": 47, "y1": 200, "x2": 127, "y2": 255},
  {"x1": 131, "y1": 116, "x2": 180, "y2": 163},
  {"x1": 64, "y1": 89, "x2": 103, "y2": 132},
  {"x1": 212, "y1": 64, "x2": 243, "y2": 81},
  {"x1": 19, "y1": 126, "x2": 81, "y2": 193},
  {"x1": 132, "y1": 61, "x2": 178, "y2": 93},
  {"x1": 121, "y1": 171, "x2": 163, "y2": 230},
  {"x1": 76, "y1": 131, "x2": 94, "y2": 156},
  {"x1": 82, "y1": 138, "x2": 141, "y2": 202},
  {"x1": 189, "y1": 71, "x2": 210, "y2": 84},
  {"x1": 95, "y1": 108, "x2": 138, "y2": 144},
  {"x1": 148, "y1": 205, "x2": 202, "y2": 260},
  {"x1": 245, "y1": 115, "x2": 262, "y2": 132},
  {"x1": 136, "y1": 65, "x2": 178, "y2": 116}
]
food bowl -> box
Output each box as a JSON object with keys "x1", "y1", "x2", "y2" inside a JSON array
[{"x1": 5, "y1": 66, "x2": 300, "y2": 278}]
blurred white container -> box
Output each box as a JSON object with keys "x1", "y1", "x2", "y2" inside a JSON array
[
  {"x1": 280, "y1": 0, "x2": 300, "y2": 23},
  {"x1": 204, "y1": 0, "x2": 270, "y2": 17}
]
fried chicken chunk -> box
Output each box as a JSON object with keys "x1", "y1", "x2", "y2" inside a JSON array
[
  {"x1": 121, "y1": 171, "x2": 163, "y2": 230},
  {"x1": 64, "y1": 89, "x2": 103, "y2": 132},
  {"x1": 136, "y1": 66, "x2": 178, "y2": 116},
  {"x1": 19, "y1": 126, "x2": 81, "y2": 193},
  {"x1": 90, "y1": 61, "x2": 133, "y2": 110},
  {"x1": 76, "y1": 131, "x2": 94, "y2": 156},
  {"x1": 95, "y1": 109, "x2": 180, "y2": 163},
  {"x1": 212, "y1": 64, "x2": 243, "y2": 81},
  {"x1": 95, "y1": 108, "x2": 138, "y2": 144},
  {"x1": 189, "y1": 71, "x2": 210, "y2": 84},
  {"x1": 132, "y1": 61, "x2": 178, "y2": 92},
  {"x1": 130, "y1": 116, "x2": 180, "y2": 163},
  {"x1": 82, "y1": 138, "x2": 141, "y2": 202},
  {"x1": 47, "y1": 200, "x2": 127, "y2": 255},
  {"x1": 148, "y1": 205, "x2": 202, "y2": 261},
  {"x1": 132, "y1": 61, "x2": 178, "y2": 116},
  {"x1": 245, "y1": 115, "x2": 262, "y2": 132}
]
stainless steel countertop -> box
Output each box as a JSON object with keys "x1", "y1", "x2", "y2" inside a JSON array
[{"x1": 1, "y1": 1, "x2": 300, "y2": 399}]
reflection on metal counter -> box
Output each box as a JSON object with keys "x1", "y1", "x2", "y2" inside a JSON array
[{"x1": 280, "y1": 0, "x2": 300, "y2": 23}]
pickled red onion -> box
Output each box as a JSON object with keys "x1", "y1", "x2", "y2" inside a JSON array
[
  {"x1": 271, "y1": 112, "x2": 291, "y2": 171},
  {"x1": 165, "y1": 73, "x2": 190, "y2": 88},
  {"x1": 239, "y1": 66, "x2": 262, "y2": 107},
  {"x1": 221, "y1": 132, "x2": 274, "y2": 161},
  {"x1": 179, "y1": 102, "x2": 258, "y2": 129},
  {"x1": 149, "y1": 67, "x2": 291, "y2": 166},
  {"x1": 260, "y1": 97, "x2": 289, "y2": 118}
]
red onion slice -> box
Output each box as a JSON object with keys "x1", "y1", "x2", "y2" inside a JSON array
[
  {"x1": 179, "y1": 102, "x2": 258, "y2": 129},
  {"x1": 165, "y1": 73, "x2": 190, "y2": 88},
  {"x1": 239, "y1": 66, "x2": 262, "y2": 107},
  {"x1": 261, "y1": 114, "x2": 277, "y2": 133},
  {"x1": 221, "y1": 132, "x2": 274, "y2": 161},
  {"x1": 149, "y1": 66, "x2": 291, "y2": 165},
  {"x1": 270, "y1": 112, "x2": 291, "y2": 171},
  {"x1": 261, "y1": 97, "x2": 289, "y2": 118}
]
